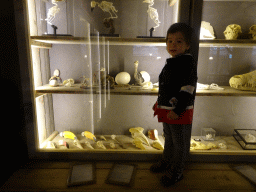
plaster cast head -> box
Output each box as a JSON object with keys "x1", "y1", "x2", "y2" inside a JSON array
[
  {"x1": 249, "y1": 25, "x2": 256, "y2": 40},
  {"x1": 223, "y1": 24, "x2": 242, "y2": 40}
]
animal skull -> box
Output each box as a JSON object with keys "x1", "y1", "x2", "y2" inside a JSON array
[
  {"x1": 249, "y1": 25, "x2": 256, "y2": 40},
  {"x1": 229, "y1": 70, "x2": 256, "y2": 91},
  {"x1": 223, "y1": 24, "x2": 242, "y2": 40}
]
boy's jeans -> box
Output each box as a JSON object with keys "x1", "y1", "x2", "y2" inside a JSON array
[{"x1": 163, "y1": 122, "x2": 192, "y2": 174}]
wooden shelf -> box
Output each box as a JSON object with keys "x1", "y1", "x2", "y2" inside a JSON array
[{"x1": 35, "y1": 84, "x2": 256, "y2": 97}]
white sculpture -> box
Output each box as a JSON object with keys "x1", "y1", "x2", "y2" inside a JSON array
[
  {"x1": 45, "y1": 0, "x2": 65, "y2": 25},
  {"x1": 249, "y1": 25, "x2": 256, "y2": 40},
  {"x1": 224, "y1": 24, "x2": 242, "y2": 40},
  {"x1": 200, "y1": 21, "x2": 216, "y2": 40},
  {"x1": 115, "y1": 72, "x2": 131, "y2": 85},
  {"x1": 229, "y1": 70, "x2": 256, "y2": 91},
  {"x1": 129, "y1": 127, "x2": 150, "y2": 146},
  {"x1": 143, "y1": 0, "x2": 160, "y2": 30}
]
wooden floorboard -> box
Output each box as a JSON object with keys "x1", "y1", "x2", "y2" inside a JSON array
[{"x1": 1, "y1": 161, "x2": 256, "y2": 192}]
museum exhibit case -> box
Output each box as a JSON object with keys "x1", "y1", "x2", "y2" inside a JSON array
[{"x1": 18, "y1": 0, "x2": 256, "y2": 161}]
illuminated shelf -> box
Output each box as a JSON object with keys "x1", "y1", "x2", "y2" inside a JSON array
[
  {"x1": 39, "y1": 133, "x2": 256, "y2": 155},
  {"x1": 199, "y1": 39, "x2": 256, "y2": 48},
  {"x1": 31, "y1": 36, "x2": 256, "y2": 48},
  {"x1": 35, "y1": 84, "x2": 256, "y2": 97},
  {"x1": 31, "y1": 36, "x2": 166, "y2": 46}
]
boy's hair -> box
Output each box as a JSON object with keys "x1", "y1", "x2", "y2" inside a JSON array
[{"x1": 166, "y1": 23, "x2": 195, "y2": 46}]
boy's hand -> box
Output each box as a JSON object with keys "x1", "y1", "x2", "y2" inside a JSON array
[{"x1": 167, "y1": 111, "x2": 179, "y2": 120}]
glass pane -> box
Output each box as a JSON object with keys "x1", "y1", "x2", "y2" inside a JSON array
[{"x1": 195, "y1": 0, "x2": 256, "y2": 138}]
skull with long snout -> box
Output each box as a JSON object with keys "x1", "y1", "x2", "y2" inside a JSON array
[{"x1": 224, "y1": 24, "x2": 242, "y2": 40}]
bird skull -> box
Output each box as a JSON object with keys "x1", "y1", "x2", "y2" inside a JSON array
[
  {"x1": 223, "y1": 24, "x2": 242, "y2": 40},
  {"x1": 249, "y1": 25, "x2": 256, "y2": 40}
]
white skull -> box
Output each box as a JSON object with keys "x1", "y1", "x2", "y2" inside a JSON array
[
  {"x1": 223, "y1": 24, "x2": 242, "y2": 40},
  {"x1": 249, "y1": 25, "x2": 256, "y2": 40}
]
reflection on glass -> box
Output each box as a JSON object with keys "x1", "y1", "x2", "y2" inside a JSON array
[{"x1": 207, "y1": 47, "x2": 232, "y2": 84}]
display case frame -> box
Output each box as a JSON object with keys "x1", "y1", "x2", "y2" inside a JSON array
[{"x1": 16, "y1": 0, "x2": 256, "y2": 162}]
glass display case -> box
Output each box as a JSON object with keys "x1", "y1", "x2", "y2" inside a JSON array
[{"x1": 21, "y1": 0, "x2": 256, "y2": 160}]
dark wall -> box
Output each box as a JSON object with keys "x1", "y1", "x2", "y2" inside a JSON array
[{"x1": 0, "y1": 0, "x2": 29, "y2": 186}]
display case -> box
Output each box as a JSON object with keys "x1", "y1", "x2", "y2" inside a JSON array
[
  {"x1": 233, "y1": 129, "x2": 256, "y2": 150},
  {"x1": 20, "y1": 0, "x2": 256, "y2": 161}
]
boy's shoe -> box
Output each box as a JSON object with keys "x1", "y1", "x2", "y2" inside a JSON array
[
  {"x1": 160, "y1": 173, "x2": 184, "y2": 187},
  {"x1": 150, "y1": 160, "x2": 169, "y2": 173}
]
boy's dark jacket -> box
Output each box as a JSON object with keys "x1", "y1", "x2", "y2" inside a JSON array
[{"x1": 157, "y1": 54, "x2": 198, "y2": 116}]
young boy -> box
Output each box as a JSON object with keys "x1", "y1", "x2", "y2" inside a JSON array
[{"x1": 151, "y1": 23, "x2": 198, "y2": 187}]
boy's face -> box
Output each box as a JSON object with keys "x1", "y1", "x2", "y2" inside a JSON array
[{"x1": 166, "y1": 32, "x2": 190, "y2": 58}]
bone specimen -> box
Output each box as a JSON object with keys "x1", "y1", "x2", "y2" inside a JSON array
[
  {"x1": 196, "y1": 83, "x2": 224, "y2": 90},
  {"x1": 224, "y1": 24, "x2": 242, "y2": 40},
  {"x1": 111, "y1": 135, "x2": 125, "y2": 148},
  {"x1": 134, "y1": 61, "x2": 144, "y2": 86},
  {"x1": 133, "y1": 137, "x2": 146, "y2": 150},
  {"x1": 249, "y1": 25, "x2": 256, "y2": 40},
  {"x1": 46, "y1": 141, "x2": 57, "y2": 149},
  {"x1": 84, "y1": 141, "x2": 94, "y2": 149},
  {"x1": 190, "y1": 141, "x2": 217, "y2": 150},
  {"x1": 73, "y1": 140, "x2": 83, "y2": 149},
  {"x1": 129, "y1": 127, "x2": 150, "y2": 146},
  {"x1": 245, "y1": 133, "x2": 256, "y2": 142},
  {"x1": 110, "y1": 142, "x2": 116, "y2": 149},
  {"x1": 91, "y1": 1, "x2": 118, "y2": 20},
  {"x1": 229, "y1": 70, "x2": 256, "y2": 91},
  {"x1": 45, "y1": 0, "x2": 65, "y2": 25},
  {"x1": 100, "y1": 136, "x2": 107, "y2": 141},
  {"x1": 218, "y1": 143, "x2": 227, "y2": 149},
  {"x1": 152, "y1": 140, "x2": 164, "y2": 150},
  {"x1": 96, "y1": 141, "x2": 106, "y2": 149},
  {"x1": 143, "y1": 0, "x2": 160, "y2": 30},
  {"x1": 148, "y1": 129, "x2": 159, "y2": 140},
  {"x1": 63, "y1": 79, "x2": 74, "y2": 87},
  {"x1": 200, "y1": 21, "x2": 216, "y2": 40},
  {"x1": 206, "y1": 134, "x2": 213, "y2": 140}
]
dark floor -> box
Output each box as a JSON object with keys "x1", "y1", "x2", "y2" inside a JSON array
[{"x1": 1, "y1": 160, "x2": 256, "y2": 192}]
